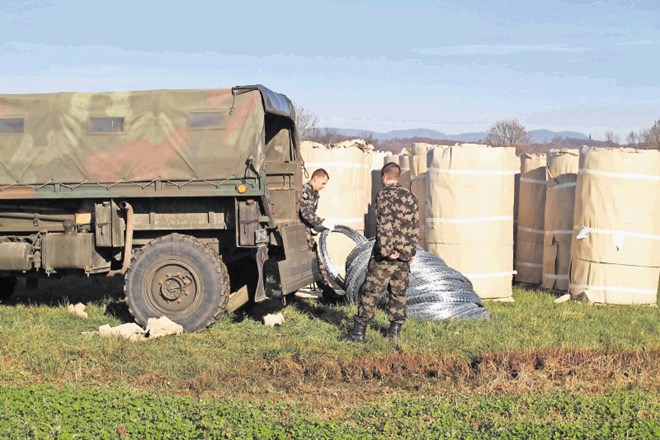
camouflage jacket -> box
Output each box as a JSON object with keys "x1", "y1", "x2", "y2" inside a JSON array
[
  {"x1": 299, "y1": 182, "x2": 324, "y2": 228},
  {"x1": 375, "y1": 183, "x2": 419, "y2": 261}
]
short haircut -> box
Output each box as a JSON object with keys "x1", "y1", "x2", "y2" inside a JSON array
[
  {"x1": 381, "y1": 162, "x2": 401, "y2": 180},
  {"x1": 311, "y1": 168, "x2": 330, "y2": 180}
]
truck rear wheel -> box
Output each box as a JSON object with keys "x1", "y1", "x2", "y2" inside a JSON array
[{"x1": 124, "y1": 234, "x2": 229, "y2": 332}]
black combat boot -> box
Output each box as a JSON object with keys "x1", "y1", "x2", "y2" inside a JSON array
[
  {"x1": 341, "y1": 320, "x2": 367, "y2": 343},
  {"x1": 387, "y1": 322, "x2": 402, "y2": 340}
]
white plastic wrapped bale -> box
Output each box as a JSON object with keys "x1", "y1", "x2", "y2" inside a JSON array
[
  {"x1": 365, "y1": 151, "x2": 389, "y2": 238},
  {"x1": 542, "y1": 150, "x2": 579, "y2": 291},
  {"x1": 300, "y1": 140, "x2": 372, "y2": 277},
  {"x1": 513, "y1": 168, "x2": 521, "y2": 267},
  {"x1": 410, "y1": 143, "x2": 433, "y2": 177},
  {"x1": 515, "y1": 153, "x2": 547, "y2": 284},
  {"x1": 410, "y1": 172, "x2": 428, "y2": 250},
  {"x1": 398, "y1": 154, "x2": 413, "y2": 188},
  {"x1": 426, "y1": 144, "x2": 518, "y2": 300},
  {"x1": 569, "y1": 146, "x2": 660, "y2": 305},
  {"x1": 384, "y1": 154, "x2": 398, "y2": 165}
]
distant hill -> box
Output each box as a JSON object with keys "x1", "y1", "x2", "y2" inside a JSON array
[
  {"x1": 528, "y1": 130, "x2": 589, "y2": 143},
  {"x1": 328, "y1": 128, "x2": 589, "y2": 144}
]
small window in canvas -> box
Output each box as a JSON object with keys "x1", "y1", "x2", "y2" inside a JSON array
[
  {"x1": 0, "y1": 118, "x2": 24, "y2": 134},
  {"x1": 89, "y1": 117, "x2": 124, "y2": 134},
  {"x1": 189, "y1": 112, "x2": 225, "y2": 129}
]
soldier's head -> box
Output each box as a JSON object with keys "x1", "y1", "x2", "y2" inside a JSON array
[
  {"x1": 381, "y1": 162, "x2": 400, "y2": 185},
  {"x1": 310, "y1": 168, "x2": 329, "y2": 191}
]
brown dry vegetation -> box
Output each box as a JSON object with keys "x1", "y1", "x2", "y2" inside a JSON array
[{"x1": 3, "y1": 343, "x2": 658, "y2": 420}]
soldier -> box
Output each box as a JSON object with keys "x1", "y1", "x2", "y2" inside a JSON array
[
  {"x1": 342, "y1": 162, "x2": 419, "y2": 342},
  {"x1": 299, "y1": 168, "x2": 334, "y2": 250}
]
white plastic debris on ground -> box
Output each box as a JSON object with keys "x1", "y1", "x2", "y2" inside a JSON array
[
  {"x1": 67, "y1": 303, "x2": 88, "y2": 318},
  {"x1": 263, "y1": 312, "x2": 286, "y2": 327},
  {"x1": 98, "y1": 323, "x2": 146, "y2": 341},
  {"x1": 97, "y1": 316, "x2": 183, "y2": 341},
  {"x1": 146, "y1": 316, "x2": 184, "y2": 338}
]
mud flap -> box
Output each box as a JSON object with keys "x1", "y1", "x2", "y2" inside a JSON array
[
  {"x1": 276, "y1": 223, "x2": 319, "y2": 295},
  {"x1": 278, "y1": 249, "x2": 319, "y2": 295},
  {"x1": 253, "y1": 244, "x2": 269, "y2": 303}
]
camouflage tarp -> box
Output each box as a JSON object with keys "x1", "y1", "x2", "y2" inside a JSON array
[{"x1": 0, "y1": 86, "x2": 292, "y2": 186}]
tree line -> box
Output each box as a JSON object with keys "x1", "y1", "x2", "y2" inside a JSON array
[{"x1": 294, "y1": 103, "x2": 660, "y2": 152}]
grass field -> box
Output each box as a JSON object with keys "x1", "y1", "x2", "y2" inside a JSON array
[{"x1": 0, "y1": 277, "x2": 658, "y2": 438}]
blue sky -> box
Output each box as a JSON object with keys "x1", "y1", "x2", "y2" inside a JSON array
[{"x1": 1, "y1": 0, "x2": 658, "y2": 140}]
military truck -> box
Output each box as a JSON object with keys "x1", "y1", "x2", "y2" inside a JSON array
[{"x1": 0, "y1": 85, "x2": 319, "y2": 331}]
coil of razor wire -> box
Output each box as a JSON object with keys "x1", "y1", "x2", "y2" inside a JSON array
[
  {"x1": 318, "y1": 226, "x2": 489, "y2": 321},
  {"x1": 317, "y1": 225, "x2": 369, "y2": 291}
]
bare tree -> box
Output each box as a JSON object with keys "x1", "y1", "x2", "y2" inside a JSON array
[
  {"x1": 643, "y1": 119, "x2": 660, "y2": 149},
  {"x1": 316, "y1": 127, "x2": 343, "y2": 145},
  {"x1": 626, "y1": 130, "x2": 641, "y2": 146},
  {"x1": 485, "y1": 119, "x2": 529, "y2": 147},
  {"x1": 604, "y1": 130, "x2": 620, "y2": 147},
  {"x1": 362, "y1": 132, "x2": 379, "y2": 147},
  {"x1": 293, "y1": 102, "x2": 320, "y2": 140}
]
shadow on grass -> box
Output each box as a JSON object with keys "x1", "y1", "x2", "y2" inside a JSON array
[
  {"x1": 512, "y1": 282, "x2": 564, "y2": 298},
  {"x1": 289, "y1": 296, "x2": 351, "y2": 327},
  {"x1": 231, "y1": 297, "x2": 287, "y2": 324},
  {"x1": 2, "y1": 275, "x2": 131, "y2": 322},
  {"x1": 232, "y1": 294, "x2": 352, "y2": 330},
  {"x1": 2, "y1": 274, "x2": 362, "y2": 330}
]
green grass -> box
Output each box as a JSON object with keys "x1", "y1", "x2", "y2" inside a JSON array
[
  {"x1": 0, "y1": 290, "x2": 655, "y2": 357},
  {"x1": 0, "y1": 286, "x2": 658, "y2": 383},
  {"x1": 0, "y1": 281, "x2": 658, "y2": 437},
  {"x1": 0, "y1": 385, "x2": 657, "y2": 439}
]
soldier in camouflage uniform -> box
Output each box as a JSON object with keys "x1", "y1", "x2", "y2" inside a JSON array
[
  {"x1": 298, "y1": 168, "x2": 333, "y2": 250},
  {"x1": 299, "y1": 168, "x2": 335, "y2": 289},
  {"x1": 343, "y1": 162, "x2": 419, "y2": 342}
]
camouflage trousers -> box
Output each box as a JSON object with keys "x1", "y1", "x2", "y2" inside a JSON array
[
  {"x1": 356, "y1": 255, "x2": 410, "y2": 325},
  {"x1": 304, "y1": 226, "x2": 315, "y2": 252}
]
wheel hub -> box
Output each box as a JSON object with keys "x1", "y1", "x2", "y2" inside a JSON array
[
  {"x1": 159, "y1": 272, "x2": 193, "y2": 301},
  {"x1": 148, "y1": 262, "x2": 200, "y2": 313}
]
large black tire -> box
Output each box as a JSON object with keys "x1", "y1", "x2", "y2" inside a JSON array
[
  {"x1": 124, "y1": 234, "x2": 229, "y2": 332},
  {"x1": 0, "y1": 276, "x2": 17, "y2": 302},
  {"x1": 315, "y1": 246, "x2": 346, "y2": 303}
]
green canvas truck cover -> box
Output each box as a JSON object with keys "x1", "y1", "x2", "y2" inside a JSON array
[{"x1": 0, "y1": 85, "x2": 294, "y2": 188}]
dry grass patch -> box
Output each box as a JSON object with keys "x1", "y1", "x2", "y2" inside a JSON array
[{"x1": 243, "y1": 348, "x2": 659, "y2": 391}]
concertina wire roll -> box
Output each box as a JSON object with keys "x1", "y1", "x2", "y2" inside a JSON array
[{"x1": 318, "y1": 225, "x2": 489, "y2": 320}]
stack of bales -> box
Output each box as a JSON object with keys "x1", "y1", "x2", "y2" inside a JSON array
[
  {"x1": 542, "y1": 150, "x2": 579, "y2": 291},
  {"x1": 513, "y1": 165, "x2": 521, "y2": 265},
  {"x1": 569, "y1": 146, "x2": 660, "y2": 305},
  {"x1": 399, "y1": 154, "x2": 412, "y2": 188},
  {"x1": 409, "y1": 143, "x2": 434, "y2": 249},
  {"x1": 426, "y1": 144, "x2": 518, "y2": 300},
  {"x1": 384, "y1": 154, "x2": 397, "y2": 166},
  {"x1": 410, "y1": 143, "x2": 432, "y2": 177},
  {"x1": 410, "y1": 175, "x2": 428, "y2": 250},
  {"x1": 365, "y1": 150, "x2": 390, "y2": 238},
  {"x1": 515, "y1": 153, "x2": 547, "y2": 284},
  {"x1": 300, "y1": 140, "x2": 373, "y2": 275}
]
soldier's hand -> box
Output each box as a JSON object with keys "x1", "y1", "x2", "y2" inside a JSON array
[
  {"x1": 389, "y1": 251, "x2": 400, "y2": 260},
  {"x1": 321, "y1": 220, "x2": 335, "y2": 231}
]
